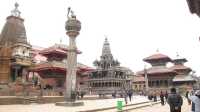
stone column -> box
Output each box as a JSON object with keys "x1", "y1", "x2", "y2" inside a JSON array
[
  {"x1": 14, "y1": 66, "x2": 20, "y2": 81},
  {"x1": 64, "y1": 8, "x2": 81, "y2": 103},
  {"x1": 144, "y1": 66, "x2": 149, "y2": 93},
  {"x1": 65, "y1": 37, "x2": 77, "y2": 101}
]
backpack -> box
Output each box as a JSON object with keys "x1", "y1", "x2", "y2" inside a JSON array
[{"x1": 169, "y1": 94, "x2": 182, "y2": 110}]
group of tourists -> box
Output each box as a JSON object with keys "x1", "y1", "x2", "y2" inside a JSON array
[
  {"x1": 160, "y1": 90, "x2": 168, "y2": 105},
  {"x1": 146, "y1": 88, "x2": 200, "y2": 112},
  {"x1": 164, "y1": 88, "x2": 200, "y2": 112},
  {"x1": 148, "y1": 91, "x2": 168, "y2": 103}
]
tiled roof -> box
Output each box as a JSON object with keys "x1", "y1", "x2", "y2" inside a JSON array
[
  {"x1": 39, "y1": 46, "x2": 67, "y2": 56},
  {"x1": 39, "y1": 44, "x2": 81, "y2": 56},
  {"x1": 30, "y1": 61, "x2": 66, "y2": 72},
  {"x1": 30, "y1": 61, "x2": 93, "y2": 72},
  {"x1": 133, "y1": 75, "x2": 145, "y2": 82},
  {"x1": 170, "y1": 65, "x2": 192, "y2": 71},
  {"x1": 143, "y1": 53, "x2": 171, "y2": 61},
  {"x1": 173, "y1": 75, "x2": 196, "y2": 82},
  {"x1": 137, "y1": 66, "x2": 177, "y2": 75}
]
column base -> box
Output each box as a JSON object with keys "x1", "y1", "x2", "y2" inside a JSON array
[{"x1": 55, "y1": 101, "x2": 84, "y2": 107}]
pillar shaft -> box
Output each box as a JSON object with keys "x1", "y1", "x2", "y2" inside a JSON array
[{"x1": 65, "y1": 37, "x2": 77, "y2": 102}]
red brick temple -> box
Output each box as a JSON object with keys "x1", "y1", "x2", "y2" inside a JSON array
[
  {"x1": 29, "y1": 44, "x2": 93, "y2": 95},
  {"x1": 135, "y1": 52, "x2": 196, "y2": 93}
]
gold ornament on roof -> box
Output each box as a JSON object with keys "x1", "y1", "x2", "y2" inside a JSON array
[{"x1": 11, "y1": 2, "x2": 21, "y2": 17}]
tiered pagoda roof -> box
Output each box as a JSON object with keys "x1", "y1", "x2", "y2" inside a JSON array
[
  {"x1": 170, "y1": 65, "x2": 192, "y2": 72},
  {"x1": 137, "y1": 66, "x2": 177, "y2": 76},
  {"x1": 136, "y1": 52, "x2": 195, "y2": 83},
  {"x1": 30, "y1": 61, "x2": 92, "y2": 72},
  {"x1": 170, "y1": 55, "x2": 192, "y2": 74},
  {"x1": 173, "y1": 75, "x2": 196, "y2": 82},
  {"x1": 30, "y1": 44, "x2": 93, "y2": 78},
  {"x1": 143, "y1": 53, "x2": 171, "y2": 63},
  {"x1": 39, "y1": 44, "x2": 81, "y2": 56},
  {"x1": 137, "y1": 52, "x2": 175, "y2": 76}
]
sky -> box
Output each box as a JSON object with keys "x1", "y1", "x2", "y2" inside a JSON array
[{"x1": 0, "y1": 0, "x2": 200, "y2": 76}]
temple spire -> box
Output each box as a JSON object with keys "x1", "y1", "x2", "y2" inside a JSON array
[
  {"x1": 102, "y1": 37, "x2": 112, "y2": 56},
  {"x1": 156, "y1": 48, "x2": 159, "y2": 53},
  {"x1": 11, "y1": 2, "x2": 21, "y2": 17},
  {"x1": 176, "y1": 52, "x2": 179, "y2": 57},
  {"x1": 0, "y1": 2, "x2": 27, "y2": 46}
]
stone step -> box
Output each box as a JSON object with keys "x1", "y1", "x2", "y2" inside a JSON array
[
  {"x1": 99, "y1": 101, "x2": 160, "y2": 112},
  {"x1": 23, "y1": 97, "x2": 39, "y2": 104},
  {"x1": 78, "y1": 101, "x2": 152, "y2": 112}
]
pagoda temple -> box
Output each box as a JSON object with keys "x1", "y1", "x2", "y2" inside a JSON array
[
  {"x1": 30, "y1": 44, "x2": 93, "y2": 95},
  {"x1": 88, "y1": 38, "x2": 132, "y2": 96},
  {"x1": 136, "y1": 52, "x2": 196, "y2": 93},
  {"x1": 0, "y1": 3, "x2": 32, "y2": 84},
  {"x1": 171, "y1": 55, "x2": 196, "y2": 89}
]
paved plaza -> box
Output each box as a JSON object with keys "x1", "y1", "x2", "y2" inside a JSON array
[
  {"x1": 0, "y1": 95, "x2": 148, "y2": 112},
  {"x1": 132, "y1": 98, "x2": 190, "y2": 112},
  {"x1": 0, "y1": 95, "x2": 194, "y2": 112}
]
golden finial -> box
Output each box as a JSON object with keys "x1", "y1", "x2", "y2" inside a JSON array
[{"x1": 11, "y1": 2, "x2": 21, "y2": 17}]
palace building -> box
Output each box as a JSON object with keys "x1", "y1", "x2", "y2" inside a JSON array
[{"x1": 135, "y1": 52, "x2": 196, "y2": 93}]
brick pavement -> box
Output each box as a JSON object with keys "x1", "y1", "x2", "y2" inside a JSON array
[
  {"x1": 0, "y1": 95, "x2": 148, "y2": 112},
  {"x1": 131, "y1": 98, "x2": 190, "y2": 112}
]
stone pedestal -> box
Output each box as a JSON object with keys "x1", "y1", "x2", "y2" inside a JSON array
[{"x1": 55, "y1": 101, "x2": 84, "y2": 107}]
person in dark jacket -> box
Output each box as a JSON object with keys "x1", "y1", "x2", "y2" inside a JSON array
[
  {"x1": 128, "y1": 90, "x2": 133, "y2": 102},
  {"x1": 153, "y1": 92, "x2": 157, "y2": 102},
  {"x1": 167, "y1": 88, "x2": 183, "y2": 112},
  {"x1": 165, "y1": 91, "x2": 168, "y2": 104},
  {"x1": 160, "y1": 91, "x2": 165, "y2": 105}
]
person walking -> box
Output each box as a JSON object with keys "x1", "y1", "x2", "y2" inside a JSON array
[
  {"x1": 160, "y1": 91, "x2": 165, "y2": 105},
  {"x1": 128, "y1": 90, "x2": 133, "y2": 102},
  {"x1": 165, "y1": 91, "x2": 168, "y2": 104},
  {"x1": 167, "y1": 88, "x2": 183, "y2": 112},
  {"x1": 124, "y1": 92, "x2": 128, "y2": 104},
  {"x1": 153, "y1": 92, "x2": 157, "y2": 102},
  {"x1": 189, "y1": 90, "x2": 200, "y2": 112},
  {"x1": 185, "y1": 91, "x2": 191, "y2": 105}
]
